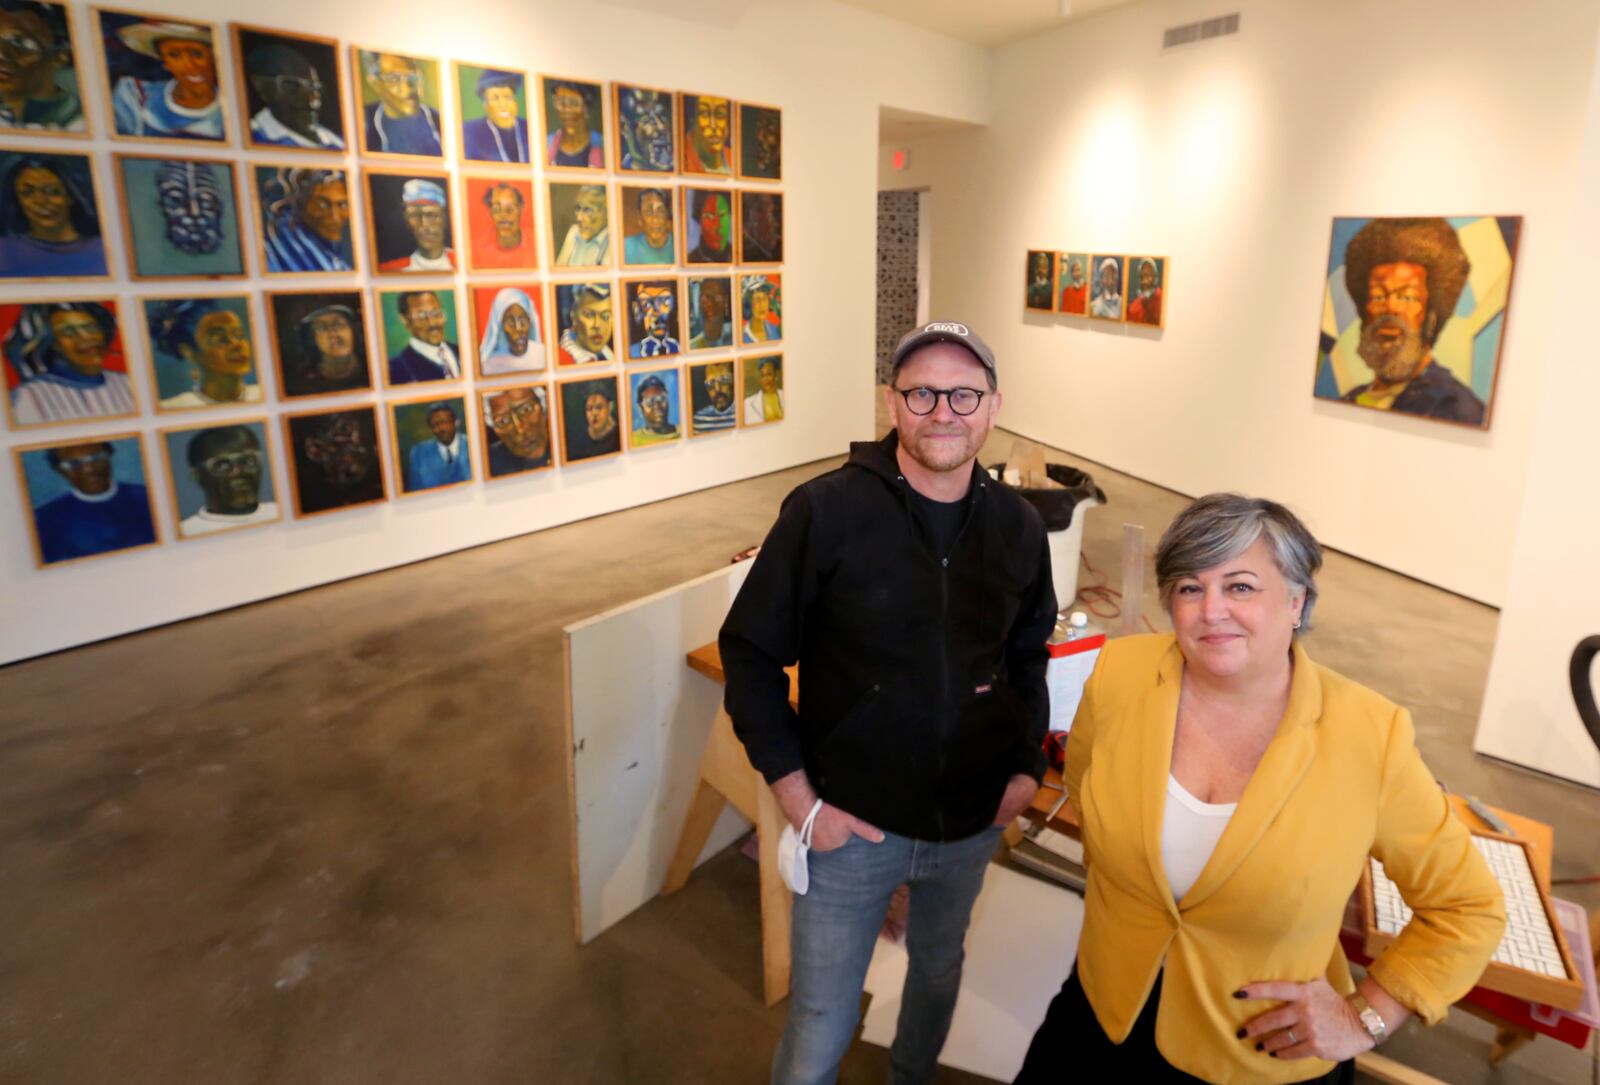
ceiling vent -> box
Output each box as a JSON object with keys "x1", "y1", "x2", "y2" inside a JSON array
[{"x1": 1163, "y1": 12, "x2": 1241, "y2": 50}]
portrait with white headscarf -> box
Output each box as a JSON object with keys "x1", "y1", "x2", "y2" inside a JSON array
[
  {"x1": 473, "y1": 284, "x2": 545, "y2": 376},
  {"x1": 1089, "y1": 254, "x2": 1125, "y2": 321}
]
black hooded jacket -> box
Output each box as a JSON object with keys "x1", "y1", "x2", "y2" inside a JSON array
[{"x1": 718, "y1": 431, "x2": 1056, "y2": 842}]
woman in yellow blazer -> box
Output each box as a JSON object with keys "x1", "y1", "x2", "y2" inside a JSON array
[{"x1": 1014, "y1": 494, "x2": 1505, "y2": 1084}]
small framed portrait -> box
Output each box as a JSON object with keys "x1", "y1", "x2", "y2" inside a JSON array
[
  {"x1": 252, "y1": 163, "x2": 355, "y2": 274},
  {"x1": 0, "y1": 149, "x2": 109, "y2": 279},
  {"x1": 738, "y1": 190, "x2": 782, "y2": 264},
  {"x1": 93, "y1": 7, "x2": 227, "y2": 144},
  {"x1": 375, "y1": 285, "x2": 463, "y2": 388},
  {"x1": 114, "y1": 152, "x2": 244, "y2": 279},
  {"x1": 686, "y1": 359, "x2": 737, "y2": 437},
  {"x1": 1123, "y1": 255, "x2": 1167, "y2": 328},
  {"x1": 388, "y1": 392, "x2": 473, "y2": 496},
  {"x1": 551, "y1": 281, "x2": 614, "y2": 367},
  {"x1": 680, "y1": 92, "x2": 732, "y2": 176},
  {"x1": 232, "y1": 24, "x2": 345, "y2": 152},
  {"x1": 0, "y1": 1, "x2": 89, "y2": 136},
  {"x1": 1088, "y1": 254, "x2": 1126, "y2": 321},
  {"x1": 737, "y1": 102, "x2": 781, "y2": 181},
  {"x1": 141, "y1": 293, "x2": 262, "y2": 411},
  {"x1": 739, "y1": 273, "x2": 782, "y2": 346},
  {"x1": 480, "y1": 383, "x2": 553, "y2": 479},
  {"x1": 685, "y1": 275, "x2": 732, "y2": 352},
  {"x1": 463, "y1": 174, "x2": 536, "y2": 272},
  {"x1": 548, "y1": 180, "x2": 611, "y2": 269},
  {"x1": 13, "y1": 430, "x2": 159, "y2": 566},
  {"x1": 618, "y1": 183, "x2": 676, "y2": 268},
  {"x1": 1057, "y1": 252, "x2": 1090, "y2": 316},
  {"x1": 454, "y1": 61, "x2": 529, "y2": 164},
  {"x1": 470, "y1": 283, "x2": 545, "y2": 378},
  {"x1": 741, "y1": 352, "x2": 783, "y2": 427},
  {"x1": 282, "y1": 404, "x2": 386, "y2": 517},
  {"x1": 613, "y1": 83, "x2": 674, "y2": 174},
  {"x1": 1025, "y1": 249, "x2": 1056, "y2": 312},
  {"x1": 682, "y1": 186, "x2": 732, "y2": 266},
  {"x1": 159, "y1": 417, "x2": 281, "y2": 539},
  {"x1": 626, "y1": 365, "x2": 681, "y2": 451},
  {"x1": 555, "y1": 373, "x2": 621, "y2": 464},
  {"x1": 1, "y1": 298, "x2": 134, "y2": 428},
  {"x1": 540, "y1": 74, "x2": 604, "y2": 171},
  {"x1": 622, "y1": 277, "x2": 682, "y2": 361},
  {"x1": 363, "y1": 166, "x2": 455, "y2": 274},
  {"x1": 351, "y1": 45, "x2": 443, "y2": 159},
  {"x1": 265, "y1": 289, "x2": 373, "y2": 399}
]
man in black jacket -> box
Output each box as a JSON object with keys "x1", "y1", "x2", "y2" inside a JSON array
[{"x1": 720, "y1": 320, "x2": 1056, "y2": 1085}]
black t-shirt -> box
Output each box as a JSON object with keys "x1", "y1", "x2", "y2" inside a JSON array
[{"x1": 907, "y1": 484, "x2": 970, "y2": 558}]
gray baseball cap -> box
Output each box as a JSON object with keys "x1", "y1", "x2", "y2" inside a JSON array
[{"x1": 889, "y1": 320, "x2": 996, "y2": 381}]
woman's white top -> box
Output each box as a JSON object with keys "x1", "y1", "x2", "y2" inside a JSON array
[{"x1": 1161, "y1": 774, "x2": 1237, "y2": 903}]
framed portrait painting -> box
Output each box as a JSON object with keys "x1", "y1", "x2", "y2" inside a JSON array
[
  {"x1": 618, "y1": 183, "x2": 675, "y2": 268},
  {"x1": 555, "y1": 373, "x2": 621, "y2": 464},
  {"x1": 232, "y1": 24, "x2": 346, "y2": 152},
  {"x1": 738, "y1": 190, "x2": 782, "y2": 265},
  {"x1": 1057, "y1": 252, "x2": 1090, "y2": 316},
  {"x1": 1313, "y1": 215, "x2": 1520, "y2": 429},
  {"x1": 626, "y1": 365, "x2": 681, "y2": 451},
  {"x1": 686, "y1": 359, "x2": 736, "y2": 437},
  {"x1": 93, "y1": 6, "x2": 227, "y2": 144},
  {"x1": 551, "y1": 281, "x2": 614, "y2": 367},
  {"x1": 1, "y1": 298, "x2": 135, "y2": 428},
  {"x1": 141, "y1": 293, "x2": 262, "y2": 411},
  {"x1": 685, "y1": 275, "x2": 732, "y2": 352},
  {"x1": 13, "y1": 430, "x2": 159, "y2": 566},
  {"x1": 265, "y1": 288, "x2": 372, "y2": 400},
  {"x1": 737, "y1": 102, "x2": 780, "y2": 181},
  {"x1": 375, "y1": 285, "x2": 463, "y2": 388},
  {"x1": 462, "y1": 174, "x2": 536, "y2": 272},
  {"x1": 680, "y1": 92, "x2": 732, "y2": 176},
  {"x1": 480, "y1": 383, "x2": 553, "y2": 479},
  {"x1": 363, "y1": 166, "x2": 455, "y2": 274},
  {"x1": 454, "y1": 61, "x2": 529, "y2": 164},
  {"x1": 1123, "y1": 256, "x2": 1167, "y2": 328},
  {"x1": 0, "y1": 1, "x2": 89, "y2": 136},
  {"x1": 547, "y1": 180, "x2": 611, "y2": 269},
  {"x1": 252, "y1": 163, "x2": 355, "y2": 274},
  {"x1": 1088, "y1": 254, "x2": 1125, "y2": 321},
  {"x1": 470, "y1": 283, "x2": 546, "y2": 378},
  {"x1": 351, "y1": 45, "x2": 443, "y2": 159},
  {"x1": 681, "y1": 186, "x2": 732, "y2": 266},
  {"x1": 613, "y1": 83, "x2": 674, "y2": 174},
  {"x1": 540, "y1": 74, "x2": 604, "y2": 171},
  {"x1": 282, "y1": 404, "x2": 386, "y2": 517},
  {"x1": 622, "y1": 277, "x2": 682, "y2": 361},
  {"x1": 0, "y1": 149, "x2": 110, "y2": 279},
  {"x1": 114, "y1": 152, "x2": 245, "y2": 279},
  {"x1": 739, "y1": 273, "x2": 781, "y2": 346},
  {"x1": 159, "y1": 417, "x2": 281, "y2": 539},
  {"x1": 741, "y1": 352, "x2": 783, "y2": 427},
  {"x1": 388, "y1": 392, "x2": 473, "y2": 496},
  {"x1": 1025, "y1": 250, "x2": 1056, "y2": 312}
]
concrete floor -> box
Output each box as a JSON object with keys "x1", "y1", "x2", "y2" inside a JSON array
[{"x1": 1, "y1": 407, "x2": 1595, "y2": 1084}]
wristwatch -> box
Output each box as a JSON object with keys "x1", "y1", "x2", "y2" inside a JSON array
[{"x1": 1348, "y1": 993, "x2": 1388, "y2": 1045}]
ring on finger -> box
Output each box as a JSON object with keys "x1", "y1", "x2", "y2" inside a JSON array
[{"x1": 1286, "y1": 1027, "x2": 1296, "y2": 1045}]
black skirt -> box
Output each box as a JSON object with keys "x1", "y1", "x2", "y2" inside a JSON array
[{"x1": 1014, "y1": 967, "x2": 1356, "y2": 1085}]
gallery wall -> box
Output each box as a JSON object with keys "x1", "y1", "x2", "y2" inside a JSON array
[
  {"x1": 0, "y1": 0, "x2": 990, "y2": 664},
  {"x1": 879, "y1": 0, "x2": 1600, "y2": 606}
]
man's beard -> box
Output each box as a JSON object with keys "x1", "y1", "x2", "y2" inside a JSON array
[
  {"x1": 1357, "y1": 315, "x2": 1429, "y2": 384},
  {"x1": 902, "y1": 425, "x2": 982, "y2": 473}
]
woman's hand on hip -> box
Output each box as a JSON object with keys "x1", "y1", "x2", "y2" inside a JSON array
[{"x1": 1235, "y1": 978, "x2": 1375, "y2": 1062}]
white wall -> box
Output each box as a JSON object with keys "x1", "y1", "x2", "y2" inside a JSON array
[
  {"x1": 0, "y1": 0, "x2": 990, "y2": 664},
  {"x1": 1473, "y1": 23, "x2": 1600, "y2": 790},
  {"x1": 879, "y1": 0, "x2": 1600, "y2": 605}
]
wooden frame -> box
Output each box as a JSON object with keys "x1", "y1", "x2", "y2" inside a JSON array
[
  {"x1": 624, "y1": 365, "x2": 684, "y2": 452},
  {"x1": 738, "y1": 272, "x2": 782, "y2": 348},
  {"x1": 684, "y1": 273, "x2": 735, "y2": 353},
  {"x1": 685, "y1": 358, "x2": 739, "y2": 438},
  {"x1": 617, "y1": 182, "x2": 678, "y2": 269},
  {"x1": 92, "y1": 5, "x2": 230, "y2": 145},
  {"x1": 736, "y1": 101, "x2": 781, "y2": 182},
  {"x1": 112, "y1": 151, "x2": 246, "y2": 280},
  {"x1": 736, "y1": 188, "x2": 782, "y2": 266},
  {"x1": 468, "y1": 281, "x2": 548, "y2": 380},
  {"x1": 681, "y1": 185, "x2": 734, "y2": 267},
  {"x1": 612, "y1": 82, "x2": 676, "y2": 176},
  {"x1": 461, "y1": 171, "x2": 537, "y2": 272},
  {"x1": 372, "y1": 283, "x2": 465, "y2": 390},
  {"x1": 0, "y1": 1, "x2": 91, "y2": 140},
  {"x1": 740, "y1": 352, "x2": 784, "y2": 428},
  {"x1": 361, "y1": 164, "x2": 457, "y2": 276},
  {"x1": 1025, "y1": 249, "x2": 1057, "y2": 312},
  {"x1": 538, "y1": 73, "x2": 607, "y2": 173},
  {"x1": 230, "y1": 23, "x2": 347, "y2": 154},
  {"x1": 549, "y1": 280, "x2": 616, "y2": 368},
  {"x1": 157, "y1": 415, "x2": 282, "y2": 540},
  {"x1": 1123, "y1": 255, "x2": 1169, "y2": 329},
  {"x1": 554, "y1": 372, "x2": 623, "y2": 465},
  {"x1": 451, "y1": 59, "x2": 532, "y2": 166},
  {"x1": 478, "y1": 382, "x2": 556, "y2": 481},
  {"x1": 0, "y1": 148, "x2": 113, "y2": 282},
  {"x1": 11, "y1": 429, "x2": 161, "y2": 567},
  {"x1": 248, "y1": 160, "x2": 359, "y2": 276},
  {"x1": 279, "y1": 403, "x2": 388, "y2": 518},
  {"x1": 0, "y1": 297, "x2": 138, "y2": 430},
  {"x1": 137, "y1": 290, "x2": 264, "y2": 413},
  {"x1": 620, "y1": 275, "x2": 684, "y2": 362},
  {"x1": 679, "y1": 91, "x2": 734, "y2": 177},
  {"x1": 386, "y1": 390, "x2": 475, "y2": 498},
  {"x1": 263, "y1": 286, "x2": 375, "y2": 401},
  {"x1": 348, "y1": 44, "x2": 445, "y2": 160},
  {"x1": 1056, "y1": 252, "x2": 1091, "y2": 316},
  {"x1": 1087, "y1": 253, "x2": 1126, "y2": 322},
  {"x1": 546, "y1": 179, "x2": 613, "y2": 270}
]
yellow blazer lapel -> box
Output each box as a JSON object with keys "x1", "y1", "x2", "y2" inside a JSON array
[
  {"x1": 1139, "y1": 639, "x2": 1185, "y2": 918},
  {"x1": 1178, "y1": 640, "x2": 1323, "y2": 910}
]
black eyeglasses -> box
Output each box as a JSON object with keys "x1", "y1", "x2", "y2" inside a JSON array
[{"x1": 893, "y1": 386, "x2": 986, "y2": 416}]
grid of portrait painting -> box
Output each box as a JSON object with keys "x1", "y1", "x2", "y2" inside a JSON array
[
  {"x1": 0, "y1": 4, "x2": 785, "y2": 568},
  {"x1": 1025, "y1": 249, "x2": 1168, "y2": 328}
]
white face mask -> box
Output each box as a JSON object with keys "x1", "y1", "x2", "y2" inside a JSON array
[{"x1": 777, "y1": 798, "x2": 824, "y2": 895}]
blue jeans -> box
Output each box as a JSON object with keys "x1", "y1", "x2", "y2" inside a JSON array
[{"x1": 771, "y1": 824, "x2": 1003, "y2": 1085}]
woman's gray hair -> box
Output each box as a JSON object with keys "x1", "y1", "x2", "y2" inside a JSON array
[{"x1": 1155, "y1": 493, "x2": 1323, "y2": 630}]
